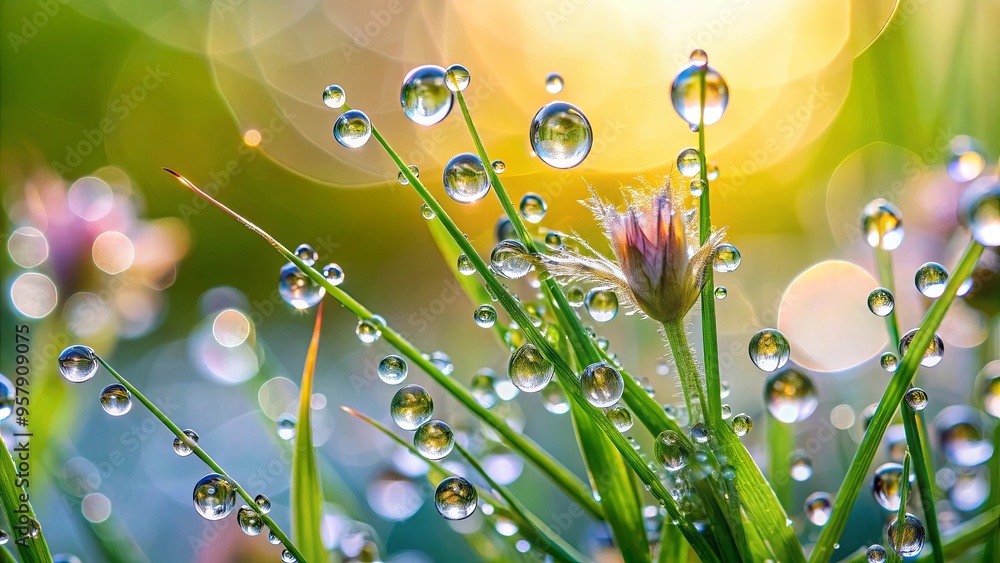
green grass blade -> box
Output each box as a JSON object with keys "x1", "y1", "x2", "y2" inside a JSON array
[
  {"x1": 842, "y1": 504, "x2": 1000, "y2": 562},
  {"x1": 291, "y1": 306, "x2": 326, "y2": 563},
  {"x1": 658, "y1": 518, "x2": 689, "y2": 563},
  {"x1": 810, "y1": 240, "x2": 985, "y2": 563},
  {"x1": 768, "y1": 416, "x2": 795, "y2": 511},
  {"x1": 984, "y1": 427, "x2": 1000, "y2": 561},
  {"x1": 889, "y1": 450, "x2": 912, "y2": 563},
  {"x1": 164, "y1": 169, "x2": 602, "y2": 520},
  {"x1": 0, "y1": 547, "x2": 16, "y2": 563},
  {"x1": 0, "y1": 442, "x2": 52, "y2": 563}
]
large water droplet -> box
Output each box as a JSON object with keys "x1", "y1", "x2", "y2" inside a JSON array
[
  {"x1": 804, "y1": 492, "x2": 832, "y2": 526},
  {"x1": 544, "y1": 73, "x2": 564, "y2": 94},
  {"x1": 321, "y1": 263, "x2": 344, "y2": 286},
  {"x1": 580, "y1": 362, "x2": 624, "y2": 408},
  {"x1": 965, "y1": 183, "x2": 999, "y2": 247},
  {"x1": 400, "y1": 65, "x2": 453, "y2": 126},
  {"x1": 654, "y1": 430, "x2": 690, "y2": 472},
  {"x1": 606, "y1": 404, "x2": 633, "y2": 432},
  {"x1": 936, "y1": 406, "x2": 993, "y2": 467},
  {"x1": 544, "y1": 231, "x2": 563, "y2": 250},
  {"x1": 322, "y1": 85, "x2": 345, "y2": 109},
  {"x1": 714, "y1": 286, "x2": 727, "y2": 300},
  {"x1": 173, "y1": 429, "x2": 199, "y2": 456},
  {"x1": 713, "y1": 243, "x2": 741, "y2": 273},
  {"x1": 887, "y1": 513, "x2": 926, "y2": 557},
  {"x1": 391, "y1": 385, "x2": 433, "y2": 430},
  {"x1": 915, "y1": 262, "x2": 949, "y2": 298},
  {"x1": 333, "y1": 110, "x2": 372, "y2": 148},
  {"x1": 193, "y1": 473, "x2": 236, "y2": 520},
  {"x1": 866, "y1": 544, "x2": 887, "y2": 563},
  {"x1": 295, "y1": 244, "x2": 317, "y2": 266},
  {"x1": 474, "y1": 305, "x2": 497, "y2": 328},
  {"x1": 880, "y1": 353, "x2": 899, "y2": 373},
  {"x1": 731, "y1": 413, "x2": 753, "y2": 436},
  {"x1": 508, "y1": 343, "x2": 554, "y2": 393},
  {"x1": 491, "y1": 240, "x2": 531, "y2": 279},
  {"x1": 444, "y1": 64, "x2": 470, "y2": 92},
  {"x1": 420, "y1": 203, "x2": 435, "y2": 220},
  {"x1": 435, "y1": 476, "x2": 478, "y2": 520},
  {"x1": 946, "y1": 136, "x2": 986, "y2": 182},
  {"x1": 586, "y1": 288, "x2": 618, "y2": 322},
  {"x1": 356, "y1": 319, "x2": 382, "y2": 344},
  {"x1": 898, "y1": 328, "x2": 944, "y2": 367},
  {"x1": 676, "y1": 147, "x2": 701, "y2": 177},
  {"x1": 59, "y1": 345, "x2": 98, "y2": 383},
  {"x1": 457, "y1": 254, "x2": 476, "y2": 276},
  {"x1": 872, "y1": 462, "x2": 909, "y2": 511},
  {"x1": 238, "y1": 506, "x2": 263, "y2": 535},
  {"x1": 254, "y1": 494, "x2": 271, "y2": 513},
  {"x1": 529, "y1": 101, "x2": 593, "y2": 169},
  {"x1": 414, "y1": 419, "x2": 454, "y2": 460},
  {"x1": 689, "y1": 178, "x2": 706, "y2": 197},
  {"x1": 492, "y1": 159, "x2": 506, "y2": 174},
  {"x1": 904, "y1": 387, "x2": 928, "y2": 411},
  {"x1": 519, "y1": 193, "x2": 547, "y2": 223},
  {"x1": 99, "y1": 384, "x2": 131, "y2": 416},
  {"x1": 867, "y1": 288, "x2": 894, "y2": 316},
  {"x1": 279, "y1": 262, "x2": 325, "y2": 309},
  {"x1": 748, "y1": 329, "x2": 790, "y2": 372},
  {"x1": 862, "y1": 199, "x2": 904, "y2": 251},
  {"x1": 764, "y1": 369, "x2": 818, "y2": 423},
  {"x1": 276, "y1": 414, "x2": 296, "y2": 440},
  {"x1": 378, "y1": 355, "x2": 408, "y2": 384},
  {"x1": 670, "y1": 62, "x2": 729, "y2": 126},
  {"x1": 790, "y1": 453, "x2": 813, "y2": 481},
  {"x1": 443, "y1": 153, "x2": 490, "y2": 203}
]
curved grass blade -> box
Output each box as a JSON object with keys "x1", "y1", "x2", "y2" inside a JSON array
[
  {"x1": 292, "y1": 305, "x2": 326, "y2": 563},
  {"x1": 0, "y1": 547, "x2": 15, "y2": 563},
  {"x1": 889, "y1": 450, "x2": 912, "y2": 563},
  {"x1": 0, "y1": 443, "x2": 52, "y2": 563},
  {"x1": 810, "y1": 240, "x2": 985, "y2": 562}
]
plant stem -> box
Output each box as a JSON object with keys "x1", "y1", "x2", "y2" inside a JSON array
[
  {"x1": 662, "y1": 321, "x2": 708, "y2": 425},
  {"x1": 94, "y1": 356, "x2": 306, "y2": 563},
  {"x1": 889, "y1": 450, "x2": 911, "y2": 563},
  {"x1": 164, "y1": 169, "x2": 601, "y2": 520},
  {"x1": 809, "y1": 240, "x2": 985, "y2": 563},
  {"x1": 0, "y1": 440, "x2": 53, "y2": 563},
  {"x1": 875, "y1": 248, "x2": 902, "y2": 345},
  {"x1": 768, "y1": 416, "x2": 794, "y2": 511}
]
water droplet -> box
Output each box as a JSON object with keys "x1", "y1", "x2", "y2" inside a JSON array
[
  {"x1": 689, "y1": 179, "x2": 705, "y2": 197},
  {"x1": 0, "y1": 530, "x2": 7, "y2": 545},
  {"x1": 862, "y1": 199, "x2": 904, "y2": 251},
  {"x1": 333, "y1": 109, "x2": 372, "y2": 148},
  {"x1": 237, "y1": 506, "x2": 262, "y2": 535},
  {"x1": 542, "y1": 381, "x2": 570, "y2": 414},
  {"x1": 391, "y1": 385, "x2": 434, "y2": 430},
  {"x1": 670, "y1": 62, "x2": 729, "y2": 126},
  {"x1": 59, "y1": 345, "x2": 98, "y2": 383},
  {"x1": 24, "y1": 520, "x2": 40, "y2": 539},
  {"x1": 543, "y1": 231, "x2": 563, "y2": 250},
  {"x1": 975, "y1": 361, "x2": 1000, "y2": 418},
  {"x1": 495, "y1": 217, "x2": 516, "y2": 243},
  {"x1": 276, "y1": 414, "x2": 296, "y2": 440},
  {"x1": 427, "y1": 350, "x2": 454, "y2": 375},
  {"x1": 444, "y1": 64, "x2": 470, "y2": 92},
  {"x1": 457, "y1": 254, "x2": 476, "y2": 276},
  {"x1": 400, "y1": 65, "x2": 453, "y2": 126},
  {"x1": 435, "y1": 476, "x2": 478, "y2": 520},
  {"x1": 414, "y1": 419, "x2": 454, "y2": 460},
  {"x1": 748, "y1": 329, "x2": 791, "y2": 372},
  {"x1": 677, "y1": 147, "x2": 701, "y2": 177},
  {"x1": 946, "y1": 136, "x2": 986, "y2": 182},
  {"x1": 356, "y1": 319, "x2": 382, "y2": 344},
  {"x1": 294, "y1": 244, "x2": 317, "y2": 266},
  {"x1": 714, "y1": 286, "x2": 727, "y2": 300},
  {"x1": 254, "y1": 494, "x2": 270, "y2": 513},
  {"x1": 654, "y1": 430, "x2": 691, "y2": 472},
  {"x1": 268, "y1": 531, "x2": 280, "y2": 545},
  {"x1": 880, "y1": 353, "x2": 899, "y2": 373},
  {"x1": 804, "y1": 492, "x2": 832, "y2": 526},
  {"x1": 397, "y1": 165, "x2": 419, "y2": 185},
  {"x1": 472, "y1": 305, "x2": 497, "y2": 329},
  {"x1": 915, "y1": 262, "x2": 949, "y2": 298},
  {"x1": 936, "y1": 406, "x2": 993, "y2": 466},
  {"x1": 378, "y1": 355, "x2": 408, "y2": 384},
  {"x1": 872, "y1": 462, "x2": 910, "y2": 511},
  {"x1": 507, "y1": 343, "x2": 554, "y2": 393},
  {"x1": 566, "y1": 286, "x2": 585, "y2": 307},
  {"x1": 99, "y1": 384, "x2": 131, "y2": 416},
  {"x1": 706, "y1": 162, "x2": 720, "y2": 181},
  {"x1": 0, "y1": 375, "x2": 13, "y2": 421},
  {"x1": 491, "y1": 159, "x2": 506, "y2": 174},
  {"x1": 193, "y1": 473, "x2": 236, "y2": 520},
  {"x1": 519, "y1": 193, "x2": 547, "y2": 223},
  {"x1": 420, "y1": 203, "x2": 436, "y2": 220},
  {"x1": 691, "y1": 423, "x2": 709, "y2": 442},
  {"x1": 279, "y1": 262, "x2": 325, "y2": 309},
  {"x1": 529, "y1": 101, "x2": 593, "y2": 169},
  {"x1": 764, "y1": 368, "x2": 818, "y2": 423},
  {"x1": 470, "y1": 370, "x2": 498, "y2": 408},
  {"x1": 904, "y1": 387, "x2": 928, "y2": 411},
  {"x1": 898, "y1": 328, "x2": 944, "y2": 367},
  {"x1": 606, "y1": 404, "x2": 633, "y2": 432},
  {"x1": 965, "y1": 183, "x2": 999, "y2": 247},
  {"x1": 491, "y1": 240, "x2": 531, "y2": 279},
  {"x1": 173, "y1": 429, "x2": 199, "y2": 456},
  {"x1": 713, "y1": 243, "x2": 741, "y2": 273},
  {"x1": 544, "y1": 73, "x2": 564, "y2": 94},
  {"x1": 866, "y1": 544, "x2": 887, "y2": 563},
  {"x1": 867, "y1": 288, "x2": 894, "y2": 316},
  {"x1": 689, "y1": 49, "x2": 708, "y2": 66},
  {"x1": 580, "y1": 362, "x2": 624, "y2": 408},
  {"x1": 321, "y1": 263, "x2": 345, "y2": 286},
  {"x1": 281, "y1": 549, "x2": 296, "y2": 562},
  {"x1": 444, "y1": 153, "x2": 491, "y2": 203},
  {"x1": 322, "y1": 85, "x2": 345, "y2": 109},
  {"x1": 721, "y1": 404, "x2": 732, "y2": 419},
  {"x1": 586, "y1": 288, "x2": 618, "y2": 322},
  {"x1": 731, "y1": 413, "x2": 753, "y2": 436},
  {"x1": 790, "y1": 453, "x2": 813, "y2": 481},
  {"x1": 887, "y1": 513, "x2": 926, "y2": 557}
]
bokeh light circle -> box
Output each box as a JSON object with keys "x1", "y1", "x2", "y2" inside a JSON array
[{"x1": 10, "y1": 273, "x2": 58, "y2": 318}]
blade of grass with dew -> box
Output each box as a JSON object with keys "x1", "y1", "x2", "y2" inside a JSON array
[
  {"x1": 291, "y1": 305, "x2": 326, "y2": 563},
  {"x1": 357, "y1": 135, "x2": 718, "y2": 561},
  {"x1": 450, "y1": 86, "x2": 804, "y2": 563},
  {"x1": 452, "y1": 441, "x2": 586, "y2": 563},
  {"x1": 94, "y1": 356, "x2": 306, "y2": 563},
  {"x1": 809, "y1": 240, "x2": 985, "y2": 563},
  {"x1": 0, "y1": 442, "x2": 52, "y2": 563},
  {"x1": 768, "y1": 416, "x2": 795, "y2": 511},
  {"x1": 164, "y1": 169, "x2": 601, "y2": 520},
  {"x1": 984, "y1": 426, "x2": 1000, "y2": 562},
  {"x1": 889, "y1": 450, "x2": 912, "y2": 563},
  {"x1": 658, "y1": 518, "x2": 689, "y2": 563},
  {"x1": 874, "y1": 247, "x2": 944, "y2": 561}
]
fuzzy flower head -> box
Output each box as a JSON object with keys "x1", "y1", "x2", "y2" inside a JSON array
[{"x1": 535, "y1": 176, "x2": 725, "y2": 324}]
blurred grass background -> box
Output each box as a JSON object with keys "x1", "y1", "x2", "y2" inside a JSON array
[{"x1": 1, "y1": 1, "x2": 998, "y2": 561}]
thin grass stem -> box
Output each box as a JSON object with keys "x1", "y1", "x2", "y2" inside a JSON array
[{"x1": 889, "y1": 450, "x2": 912, "y2": 563}]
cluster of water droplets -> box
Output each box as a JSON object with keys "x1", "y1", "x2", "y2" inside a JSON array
[{"x1": 277, "y1": 243, "x2": 343, "y2": 310}]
